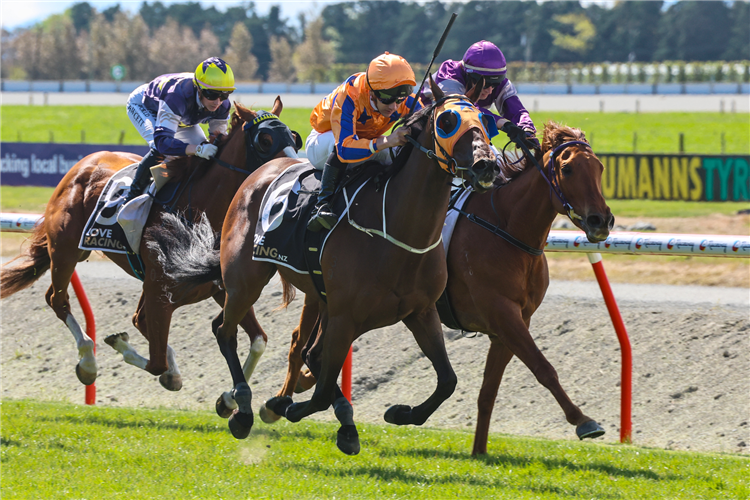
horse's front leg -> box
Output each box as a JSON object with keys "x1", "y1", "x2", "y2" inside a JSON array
[
  {"x1": 489, "y1": 300, "x2": 605, "y2": 441},
  {"x1": 472, "y1": 339, "x2": 515, "y2": 456},
  {"x1": 266, "y1": 314, "x2": 360, "y2": 454},
  {"x1": 385, "y1": 305, "x2": 457, "y2": 426},
  {"x1": 212, "y1": 288, "x2": 269, "y2": 419}
]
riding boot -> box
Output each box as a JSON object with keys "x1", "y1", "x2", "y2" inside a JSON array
[
  {"x1": 124, "y1": 149, "x2": 161, "y2": 203},
  {"x1": 307, "y1": 152, "x2": 344, "y2": 232}
]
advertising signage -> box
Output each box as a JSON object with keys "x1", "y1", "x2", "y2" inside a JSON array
[
  {"x1": 1, "y1": 142, "x2": 149, "y2": 187},
  {"x1": 597, "y1": 154, "x2": 749, "y2": 201}
]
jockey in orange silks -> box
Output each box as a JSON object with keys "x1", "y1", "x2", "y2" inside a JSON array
[{"x1": 305, "y1": 52, "x2": 422, "y2": 232}]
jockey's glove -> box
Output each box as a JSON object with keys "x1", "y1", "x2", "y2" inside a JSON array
[
  {"x1": 501, "y1": 122, "x2": 537, "y2": 150},
  {"x1": 195, "y1": 143, "x2": 218, "y2": 159},
  {"x1": 523, "y1": 127, "x2": 540, "y2": 148}
]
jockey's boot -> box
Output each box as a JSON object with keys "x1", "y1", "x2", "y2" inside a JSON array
[
  {"x1": 307, "y1": 152, "x2": 344, "y2": 232},
  {"x1": 123, "y1": 149, "x2": 161, "y2": 204}
]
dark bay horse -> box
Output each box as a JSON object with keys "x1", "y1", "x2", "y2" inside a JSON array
[
  {"x1": 150, "y1": 80, "x2": 500, "y2": 453},
  {"x1": 268, "y1": 121, "x2": 614, "y2": 455},
  {"x1": 0, "y1": 99, "x2": 298, "y2": 391}
]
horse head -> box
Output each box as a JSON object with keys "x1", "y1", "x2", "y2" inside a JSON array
[
  {"x1": 226, "y1": 98, "x2": 301, "y2": 169},
  {"x1": 541, "y1": 121, "x2": 614, "y2": 242},
  {"x1": 426, "y1": 76, "x2": 499, "y2": 193}
]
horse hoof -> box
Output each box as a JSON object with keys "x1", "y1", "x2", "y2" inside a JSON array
[
  {"x1": 259, "y1": 403, "x2": 281, "y2": 424},
  {"x1": 384, "y1": 404, "x2": 412, "y2": 425},
  {"x1": 159, "y1": 372, "x2": 182, "y2": 392},
  {"x1": 104, "y1": 332, "x2": 129, "y2": 347},
  {"x1": 75, "y1": 363, "x2": 96, "y2": 386},
  {"x1": 216, "y1": 395, "x2": 236, "y2": 419},
  {"x1": 336, "y1": 424, "x2": 360, "y2": 455},
  {"x1": 577, "y1": 420, "x2": 605, "y2": 440},
  {"x1": 265, "y1": 396, "x2": 293, "y2": 418},
  {"x1": 228, "y1": 410, "x2": 254, "y2": 439}
]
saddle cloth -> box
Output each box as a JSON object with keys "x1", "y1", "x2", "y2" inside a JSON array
[
  {"x1": 79, "y1": 164, "x2": 155, "y2": 255},
  {"x1": 252, "y1": 161, "x2": 373, "y2": 276}
]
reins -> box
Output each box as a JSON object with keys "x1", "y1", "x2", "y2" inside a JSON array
[
  {"x1": 452, "y1": 139, "x2": 592, "y2": 256},
  {"x1": 345, "y1": 94, "x2": 477, "y2": 254}
]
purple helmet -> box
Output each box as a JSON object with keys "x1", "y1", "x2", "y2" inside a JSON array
[{"x1": 462, "y1": 41, "x2": 506, "y2": 86}]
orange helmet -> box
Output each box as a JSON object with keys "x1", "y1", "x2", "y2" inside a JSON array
[{"x1": 366, "y1": 52, "x2": 416, "y2": 101}]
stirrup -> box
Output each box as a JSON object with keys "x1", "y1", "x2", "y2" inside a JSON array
[{"x1": 307, "y1": 206, "x2": 337, "y2": 232}]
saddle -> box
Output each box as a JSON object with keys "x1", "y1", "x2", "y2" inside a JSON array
[{"x1": 252, "y1": 160, "x2": 385, "y2": 301}]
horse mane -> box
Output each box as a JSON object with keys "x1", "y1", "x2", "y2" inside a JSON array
[
  {"x1": 163, "y1": 104, "x2": 256, "y2": 181},
  {"x1": 496, "y1": 120, "x2": 588, "y2": 184}
]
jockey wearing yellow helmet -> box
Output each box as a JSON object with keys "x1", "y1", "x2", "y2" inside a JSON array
[
  {"x1": 124, "y1": 57, "x2": 236, "y2": 202},
  {"x1": 306, "y1": 52, "x2": 421, "y2": 232}
]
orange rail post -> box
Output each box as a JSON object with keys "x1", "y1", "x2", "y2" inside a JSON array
[
  {"x1": 70, "y1": 271, "x2": 97, "y2": 405},
  {"x1": 588, "y1": 253, "x2": 632, "y2": 443}
]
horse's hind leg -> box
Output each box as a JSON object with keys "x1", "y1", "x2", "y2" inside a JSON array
[
  {"x1": 384, "y1": 306, "x2": 457, "y2": 426},
  {"x1": 45, "y1": 244, "x2": 96, "y2": 386},
  {"x1": 490, "y1": 306, "x2": 605, "y2": 441},
  {"x1": 472, "y1": 340, "x2": 514, "y2": 456},
  {"x1": 259, "y1": 295, "x2": 320, "y2": 424}
]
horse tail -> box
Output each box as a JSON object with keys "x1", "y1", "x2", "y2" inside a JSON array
[
  {"x1": 146, "y1": 212, "x2": 222, "y2": 289},
  {"x1": 276, "y1": 275, "x2": 297, "y2": 310},
  {"x1": 0, "y1": 220, "x2": 51, "y2": 299}
]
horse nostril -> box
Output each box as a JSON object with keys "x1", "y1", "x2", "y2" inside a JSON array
[
  {"x1": 586, "y1": 214, "x2": 603, "y2": 229},
  {"x1": 608, "y1": 214, "x2": 615, "y2": 230}
]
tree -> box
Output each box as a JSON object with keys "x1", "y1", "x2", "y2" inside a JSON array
[
  {"x1": 549, "y1": 13, "x2": 595, "y2": 57},
  {"x1": 222, "y1": 22, "x2": 258, "y2": 81},
  {"x1": 69, "y1": 2, "x2": 95, "y2": 33},
  {"x1": 724, "y1": 0, "x2": 750, "y2": 60},
  {"x1": 39, "y1": 16, "x2": 81, "y2": 80},
  {"x1": 293, "y1": 17, "x2": 335, "y2": 82},
  {"x1": 149, "y1": 18, "x2": 202, "y2": 76},
  {"x1": 109, "y1": 12, "x2": 152, "y2": 81},
  {"x1": 198, "y1": 25, "x2": 222, "y2": 62},
  {"x1": 268, "y1": 36, "x2": 295, "y2": 82}
]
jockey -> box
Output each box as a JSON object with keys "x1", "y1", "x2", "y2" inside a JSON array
[
  {"x1": 305, "y1": 52, "x2": 421, "y2": 232},
  {"x1": 424, "y1": 40, "x2": 538, "y2": 150},
  {"x1": 124, "y1": 56, "x2": 235, "y2": 203}
]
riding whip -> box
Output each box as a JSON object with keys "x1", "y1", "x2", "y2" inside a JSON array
[{"x1": 408, "y1": 12, "x2": 458, "y2": 116}]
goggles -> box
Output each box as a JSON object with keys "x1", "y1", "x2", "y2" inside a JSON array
[
  {"x1": 373, "y1": 84, "x2": 413, "y2": 105},
  {"x1": 201, "y1": 88, "x2": 233, "y2": 101},
  {"x1": 467, "y1": 73, "x2": 503, "y2": 89}
]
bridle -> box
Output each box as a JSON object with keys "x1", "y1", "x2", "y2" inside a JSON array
[{"x1": 450, "y1": 139, "x2": 593, "y2": 256}]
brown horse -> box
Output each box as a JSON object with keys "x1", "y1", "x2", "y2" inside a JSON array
[
  {"x1": 150, "y1": 80, "x2": 500, "y2": 454},
  {"x1": 268, "y1": 121, "x2": 614, "y2": 455},
  {"x1": 0, "y1": 99, "x2": 298, "y2": 392}
]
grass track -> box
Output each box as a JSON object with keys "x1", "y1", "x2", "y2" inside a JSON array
[
  {"x1": 1, "y1": 400, "x2": 747, "y2": 499},
  {"x1": 2, "y1": 106, "x2": 748, "y2": 155}
]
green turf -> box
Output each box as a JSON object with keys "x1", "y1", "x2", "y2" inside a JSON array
[
  {"x1": 1, "y1": 400, "x2": 747, "y2": 499},
  {"x1": 2, "y1": 106, "x2": 748, "y2": 155}
]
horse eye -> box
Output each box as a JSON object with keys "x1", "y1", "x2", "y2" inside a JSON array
[
  {"x1": 256, "y1": 133, "x2": 272, "y2": 153},
  {"x1": 437, "y1": 113, "x2": 457, "y2": 135}
]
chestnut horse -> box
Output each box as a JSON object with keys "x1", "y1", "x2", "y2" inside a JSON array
[
  {"x1": 0, "y1": 99, "x2": 298, "y2": 392},
  {"x1": 268, "y1": 121, "x2": 614, "y2": 455},
  {"x1": 150, "y1": 80, "x2": 500, "y2": 454}
]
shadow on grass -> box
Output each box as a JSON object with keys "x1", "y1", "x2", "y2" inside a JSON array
[{"x1": 398, "y1": 447, "x2": 673, "y2": 481}]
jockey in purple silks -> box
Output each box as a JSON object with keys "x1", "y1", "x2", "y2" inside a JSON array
[{"x1": 422, "y1": 40, "x2": 538, "y2": 151}]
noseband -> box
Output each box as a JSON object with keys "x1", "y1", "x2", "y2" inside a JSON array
[{"x1": 519, "y1": 140, "x2": 591, "y2": 222}]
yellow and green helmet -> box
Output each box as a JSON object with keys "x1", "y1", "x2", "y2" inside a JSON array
[{"x1": 194, "y1": 57, "x2": 236, "y2": 91}]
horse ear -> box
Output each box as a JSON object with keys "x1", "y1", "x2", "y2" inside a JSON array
[
  {"x1": 465, "y1": 76, "x2": 482, "y2": 102},
  {"x1": 234, "y1": 102, "x2": 253, "y2": 122},
  {"x1": 429, "y1": 74, "x2": 444, "y2": 102},
  {"x1": 272, "y1": 96, "x2": 283, "y2": 117}
]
